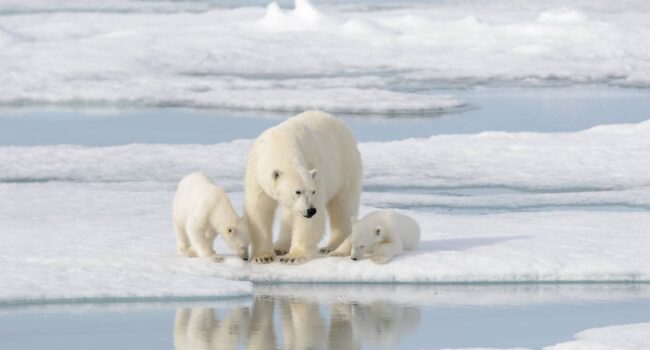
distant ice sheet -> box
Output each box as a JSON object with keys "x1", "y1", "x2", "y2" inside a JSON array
[{"x1": 2, "y1": 0, "x2": 650, "y2": 112}]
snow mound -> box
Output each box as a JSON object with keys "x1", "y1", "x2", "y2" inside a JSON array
[{"x1": 257, "y1": 0, "x2": 342, "y2": 31}]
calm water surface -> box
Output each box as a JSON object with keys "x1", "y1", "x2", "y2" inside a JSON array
[
  {"x1": 1, "y1": 87, "x2": 649, "y2": 146},
  {"x1": 2, "y1": 284, "x2": 650, "y2": 350}
]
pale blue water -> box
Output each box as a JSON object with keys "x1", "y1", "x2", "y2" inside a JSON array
[
  {"x1": 2, "y1": 87, "x2": 649, "y2": 146},
  {"x1": 2, "y1": 285, "x2": 650, "y2": 350}
]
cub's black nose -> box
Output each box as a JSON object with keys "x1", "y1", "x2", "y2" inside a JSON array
[
  {"x1": 306, "y1": 208, "x2": 317, "y2": 218},
  {"x1": 351, "y1": 257, "x2": 358, "y2": 261}
]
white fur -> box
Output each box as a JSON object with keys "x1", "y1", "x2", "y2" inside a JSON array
[
  {"x1": 173, "y1": 172, "x2": 251, "y2": 261},
  {"x1": 244, "y1": 111, "x2": 362, "y2": 264},
  {"x1": 331, "y1": 210, "x2": 420, "y2": 264}
]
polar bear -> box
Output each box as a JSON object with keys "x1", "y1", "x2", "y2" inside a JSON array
[
  {"x1": 173, "y1": 172, "x2": 251, "y2": 261},
  {"x1": 331, "y1": 210, "x2": 420, "y2": 263},
  {"x1": 244, "y1": 111, "x2": 362, "y2": 264}
]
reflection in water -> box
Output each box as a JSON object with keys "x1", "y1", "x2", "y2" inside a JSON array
[{"x1": 174, "y1": 296, "x2": 420, "y2": 350}]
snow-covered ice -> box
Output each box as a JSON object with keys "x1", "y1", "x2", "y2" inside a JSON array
[
  {"x1": 2, "y1": 0, "x2": 650, "y2": 113},
  {"x1": 440, "y1": 323, "x2": 650, "y2": 350},
  {"x1": 545, "y1": 323, "x2": 650, "y2": 350},
  {"x1": 1, "y1": 121, "x2": 650, "y2": 303}
]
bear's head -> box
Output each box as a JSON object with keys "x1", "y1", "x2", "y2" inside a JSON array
[
  {"x1": 349, "y1": 216, "x2": 385, "y2": 261},
  {"x1": 271, "y1": 168, "x2": 318, "y2": 219},
  {"x1": 221, "y1": 217, "x2": 251, "y2": 261}
]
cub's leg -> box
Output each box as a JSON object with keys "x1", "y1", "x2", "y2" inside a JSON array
[
  {"x1": 186, "y1": 219, "x2": 222, "y2": 261},
  {"x1": 370, "y1": 242, "x2": 401, "y2": 264}
]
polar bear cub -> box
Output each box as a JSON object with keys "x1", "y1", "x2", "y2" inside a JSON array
[
  {"x1": 173, "y1": 172, "x2": 251, "y2": 261},
  {"x1": 331, "y1": 210, "x2": 420, "y2": 264}
]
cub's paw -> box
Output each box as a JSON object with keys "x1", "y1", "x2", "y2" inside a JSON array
[
  {"x1": 252, "y1": 253, "x2": 275, "y2": 264},
  {"x1": 274, "y1": 249, "x2": 288, "y2": 256},
  {"x1": 371, "y1": 255, "x2": 391, "y2": 264},
  {"x1": 279, "y1": 254, "x2": 309, "y2": 265}
]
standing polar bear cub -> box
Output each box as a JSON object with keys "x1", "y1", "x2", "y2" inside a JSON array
[
  {"x1": 244, "y1": 111, "x2": 362, "y2": 264},
  {"x1": 173, "y1": 172, "x2": 251, "y2": 261},
  {"x1": 331, "y1": 210, "x2": 420, "y2": 263}
]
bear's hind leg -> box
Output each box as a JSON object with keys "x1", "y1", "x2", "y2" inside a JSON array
[
  {"x1": 174, "y1": 222, "x2": 192, "y2": 257},
  {"x1": 321, "y1": 189, "x2": 359, "y2": 254}
]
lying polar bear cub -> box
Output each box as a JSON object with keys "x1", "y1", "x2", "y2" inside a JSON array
[
  {"x1": 173, "y1": 172, "x2": 251, "y2": 262},
  {"x1": 331, "y1": 210, "x2": 420, "y2": 263}
]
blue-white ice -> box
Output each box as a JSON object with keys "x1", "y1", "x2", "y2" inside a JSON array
[
  {"x1": 1, "y1": 121, "x2": 650, "y2": 304},
  {"x1": 438, "y1": 323, "x2": 650, "y2": 350},
  {"x1": 2, "y1": 0, "x2": 650, "y2": 113}
]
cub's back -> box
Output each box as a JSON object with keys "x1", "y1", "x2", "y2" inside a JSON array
[
  {"x1": 173, "y1": 172, "x2": 225, "y2": 222},
  {"x1": 383, "y1": 211, "x2": 420, "y2": 251}
]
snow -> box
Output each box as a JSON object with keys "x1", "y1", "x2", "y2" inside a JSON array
[
  {"x1": 440, "y1": 323, "x2": 650, "y2": 350},
  {"x1": 546, "y1": 323, "x2": 650, "y2": 350},
  {"x1": 256, "y1": 284, "x2": 650, "y2": 307},
  {"x1": 1, "y1": 121, "x2": 650, "y2": 304},
  {"x1": 2, "y1": 0, "x2": 650, "y2": 112}
]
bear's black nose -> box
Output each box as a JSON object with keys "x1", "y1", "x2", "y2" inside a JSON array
[
  {"x1": 306, "y1": 208, "x2": 317, "y2": 218},
  {"x1": 351, "y1": 257, "x2": 358, "y2": 261}
]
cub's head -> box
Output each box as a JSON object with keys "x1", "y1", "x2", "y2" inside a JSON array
[
  {"x1": 221, "y1": 217, "x2": 251, "y2": 261},
  {"x1": 350, "y1": 216, "x2": 384, "y2": 261},
  {"x1": 271, "y1": 168, "x2": 318, "y2": 219}
]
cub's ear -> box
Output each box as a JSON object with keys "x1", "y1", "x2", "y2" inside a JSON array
[
  {"x1": 272, "y1": 170, "x2": 281, "y2": 181},
  {"x1": 374, "y1": 226, "x2": 382, "y2": 236},
  {"x1": 310, "y1": 169, "x2": 317, "y2": 179}
]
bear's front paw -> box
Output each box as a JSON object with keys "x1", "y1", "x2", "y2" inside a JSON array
[
  {"x1": 210, "y1": 255, "x2": 225, "y2": 263},
  {"x1": 252, "y1": 253, "x2": 275, "y2": 264},
  {"x1": 319, "y1": 247, "x2": 333, "y2": 254},
  {"x1": 371, "y1": 255, "x2": 391, "y2": 264},
  {"x1": 279, "y1": 254, "x2": 309, "y2": 265}
]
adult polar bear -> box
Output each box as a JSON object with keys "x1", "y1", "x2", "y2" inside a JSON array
[{"x1": 244, "y1": 111, "x2": 362, "y2": 264}]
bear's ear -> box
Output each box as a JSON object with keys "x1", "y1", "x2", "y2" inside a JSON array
[
  {"x1": 374, "y1": 226, "x2": 382, "y2": 236},
  {"x1": 272, "y1": 170, "x2": 281, "y2": 181},
  {"x1": 310, "y1": 169, "x2": 317, "y2": 179}
]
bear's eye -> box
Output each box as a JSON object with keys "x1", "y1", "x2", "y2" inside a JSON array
[
  {"x1": 312, "y1": 190, "x2": 316, "y2": 195},
  {"x1": 295, "y1": 190, "x2": 302, "y2": 195},
  {"x1": 359, "y1": 245, "x2": 365, "y2": 249},
  {"x1": 227, "y1": 228, "x2": 233, "y2": 234}
]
